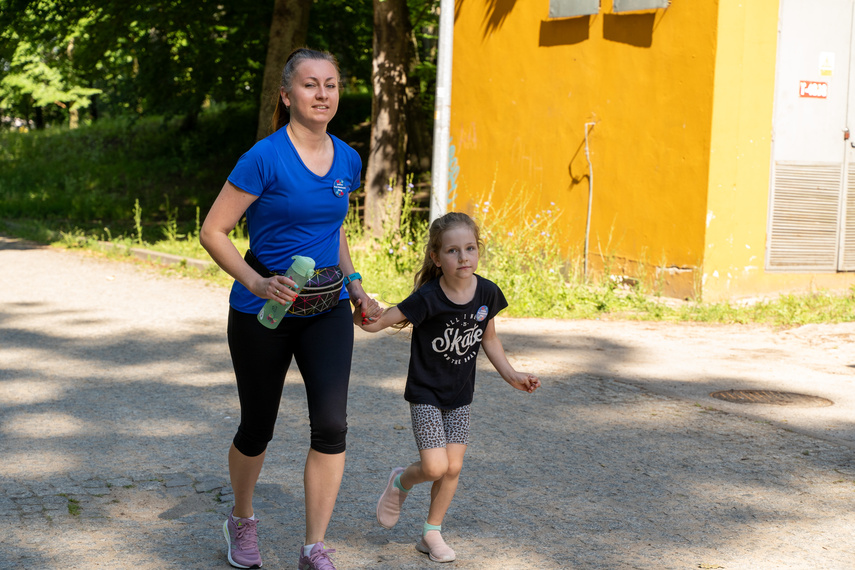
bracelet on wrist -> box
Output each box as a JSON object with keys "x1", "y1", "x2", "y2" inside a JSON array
[{"x1": 343, "y1": 272, "x2": 362, "y2": 286}]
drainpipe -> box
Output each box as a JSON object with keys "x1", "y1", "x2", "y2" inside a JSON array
[
  {"x1": 430, "y1": 0, "x2": 454, "y2": 222},
  {"x1": 583, "y1": 122, "x2": 596, "y2": 279}
]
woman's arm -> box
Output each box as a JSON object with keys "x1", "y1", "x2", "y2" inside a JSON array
[
  {"x1": 200, "y1": 181, "x2": 297, "y2": 303},
  {"x1": 339, "y1": 226, "x2": 381, "y2": 319},
  {"x1": 481, "y1": 319, "x2": 541, "y2": 393}
]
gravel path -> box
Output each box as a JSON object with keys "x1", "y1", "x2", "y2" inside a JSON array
[{"x1": 1, "y1": 236, "x2": 854, "y2": 569}]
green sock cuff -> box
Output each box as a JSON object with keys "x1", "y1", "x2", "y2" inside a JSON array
[
  {"x1": 393, "y1": 473, "x2": 410, "y2": 493},
  {"x1": 423, "y1": 522, "x2": 442, "y2": 535}
]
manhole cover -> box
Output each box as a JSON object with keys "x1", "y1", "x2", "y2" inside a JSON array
[{"x1": 709, "y1": 389, "x2": 833, "y2": 407}]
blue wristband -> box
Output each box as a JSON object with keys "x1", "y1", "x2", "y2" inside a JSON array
[{"x1": 343, "y1": 272, "x2": 362, "y2": 286}]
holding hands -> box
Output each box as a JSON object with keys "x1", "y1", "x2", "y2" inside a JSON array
[
  {"x1": 350, "y1": 292, "x2": 383, "y2": 324},
  {"x1": 351, "y1": 297, "x2": 394, "y2": 330}
]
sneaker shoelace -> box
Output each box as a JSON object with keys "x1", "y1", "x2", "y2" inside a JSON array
[
  {"x1": 233, "y1": 519, "x2": 258, "y2": 551},
  {"x1": 307, "y1": 546, "x2": 337, "y2": 570}
]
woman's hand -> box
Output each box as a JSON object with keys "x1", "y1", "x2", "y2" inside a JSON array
[
  {"x1": 338, "y1": 228, "x2": 381, "y2": 323},
  {"x1": 352, "y1": 299, "x2": 367, "y2": 327},
  {"x1": 351, "y1": 297, "x2": 380, "y2": 328},
  {"x1": 251, "y1": 275, "x2": 300, "y2": 305},
  {"x1": 351, "y1": 302, "x2": 404, "y2": 333},
  {"x1": 347, "y1": 285, "x2": 382, "y2": 324}
]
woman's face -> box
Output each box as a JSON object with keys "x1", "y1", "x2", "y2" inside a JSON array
[{"x1": 281, "y1": 59, "x2": 339, "y2": 128}]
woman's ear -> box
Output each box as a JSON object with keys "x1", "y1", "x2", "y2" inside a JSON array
[{"x1": 280, "y1": 87, "x2": 290, "y2": 107}]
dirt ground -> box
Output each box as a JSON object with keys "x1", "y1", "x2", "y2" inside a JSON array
[{"x1": 1, "y1": 236, "x2": 854, "y2": 569}]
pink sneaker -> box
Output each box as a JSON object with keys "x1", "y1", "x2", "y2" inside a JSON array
[
  {"x1": 223, "y1": 508, "x2": 262, "y2": 568},
  {"x1": 376, "y1": 467, "x2": 408, "y2": 529},
  {"x1": 416, "y1": 530, "x2": 456, "y2": 563},
  {"x1": 298, "y1": 542, "x2": 337, "y2": 570}
]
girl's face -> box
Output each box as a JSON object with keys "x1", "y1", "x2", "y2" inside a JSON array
[
  {"x1": 430, "y1": 225, "x2": 480, "y2": 280},
  {"x1": 281, "y1": 59, "x2": 339, "y2": 128}
]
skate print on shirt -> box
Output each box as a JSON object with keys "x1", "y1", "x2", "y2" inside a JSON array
[{"x1": 431, "y1": 313, "x2": 484, "y2": 366}]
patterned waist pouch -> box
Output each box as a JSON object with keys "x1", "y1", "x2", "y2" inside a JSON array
[{"x1": 244, "y1": 249, "x2": 344, "y2": 317}]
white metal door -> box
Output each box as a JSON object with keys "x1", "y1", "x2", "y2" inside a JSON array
[
  {"x1": 841, "y1": 8, "x2": 855, "y2": 270},
  {"x1": 767, "y1": 0, "x2": 855, "y2": 271}
]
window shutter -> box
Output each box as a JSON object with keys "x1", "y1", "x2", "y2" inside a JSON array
[
  {"x1": 549, "y1": 0, "x2": 600, "y2": 18},
  {"x1": 840, "y1": 163, "x2": 855, "y2": 270},
  {"x1": 613, "y1": 0, "x2": 670, "y2": 11},
  {"x1": 767, "y1": 162, "x2": 842, "y2": 271}
]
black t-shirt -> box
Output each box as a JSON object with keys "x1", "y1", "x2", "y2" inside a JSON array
[{"x1": 397, "y1": 275, "x2": 508, "y2": 408}]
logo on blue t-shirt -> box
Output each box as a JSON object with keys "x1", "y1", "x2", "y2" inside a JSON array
[
  {"x1": 333, "y1": 179, "x2": 347, "y2": 197},
  {"x1": 475, "y1": 305, "x2": 489, "y2": 322}
]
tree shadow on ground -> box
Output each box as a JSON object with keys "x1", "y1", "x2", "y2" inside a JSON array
[{"x1": 2, "y1": 300, "x2": 855, "y2": 567}]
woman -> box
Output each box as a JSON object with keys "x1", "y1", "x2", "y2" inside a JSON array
[{"x1": 200, "y1": 48, "x2": 381, "y2": 570}]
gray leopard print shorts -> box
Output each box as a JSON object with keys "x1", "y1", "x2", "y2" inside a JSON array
[{"x1": 409, "y1": 403, "x2": 471, "y2": 450}]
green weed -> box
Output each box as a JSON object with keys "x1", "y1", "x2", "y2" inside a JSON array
[
  {"x1": 62, "y1": 495, "x2": 81, "y2": 516},
  {"x1": 161, "y1": 194, "x2": 184, "y2": 243},
  {"x1": 133, "y1": 199, "x2": 144, "y2": 246},
  {"x1": 3, "y1": 113, "x2": 855, "y2": 325},
  {"x1": 345, "y1": 176, "x2": 428, "y2": 303}
]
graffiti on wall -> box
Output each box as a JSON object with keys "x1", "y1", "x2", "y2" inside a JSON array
[{"x1": 448, "y1": 137, "x2": 459, "y2": 208}]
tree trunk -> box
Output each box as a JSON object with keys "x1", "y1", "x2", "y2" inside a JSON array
[
  {"x1": 405, "y1": 30, "x2": 432, "y2": 172},
  {"x1": 89, "y1": 93, "x2": 99, "y2": 122},
  {"x1": 34, "y1": 104, "x2": 44, "y2": 130},
  {"x1": 67, "y1": 37, "x2": 78, "y2": 129},
  {"x1": 364, "y1": 0, "x2": 413, "y2": 236},
  {"x1": 69, "y1": 104, "x2": 79, "y2": 129},
  {"x1": 255, "y1": 0, "x2": 311, "y2": 141}
]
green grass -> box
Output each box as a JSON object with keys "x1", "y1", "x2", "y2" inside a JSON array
[
  {"x1": 3, "y1": 113, "x2": 855, "y2": 325},
  {"x1": 0, "y1": 104, "x2": 257, "y2": 240},
  {"x1": 5, "y1": 211, "x2": 854, "y2": 325},
  {"x1": 674, "y1": 290, "x2": 855, "y2": 326},
  {"x1": 57, "y1": 494, "x2": 81, "y2": 516}
]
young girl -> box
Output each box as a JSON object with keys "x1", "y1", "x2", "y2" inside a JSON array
[{"x1": 353, "y1": 212, "x2": 540, "y2": 563}]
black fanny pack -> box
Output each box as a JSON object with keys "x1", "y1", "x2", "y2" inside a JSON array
[{"x1": 245, "y1": 249, "x2": 344, "y2": 316}]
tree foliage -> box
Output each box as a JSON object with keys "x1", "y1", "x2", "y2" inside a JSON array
[
  {"x1": 362, "y1": 0, "x2": 439, "y2": 233},
  {"x1": 1, "y1": 0, "x2": 439, "y2": 145},
  {"x1": 1, "y1": 0, "x2": 442, "y2": 234},
  {"x1": 1, "y1": 0, "x2": 273, "y2": 127},
  {"x1": 1, "y1": 36, "x2": 100, "y2": 122},
  {"x1": 255, "y1": 0, "x2": 311, "y2": 141},
  {"x1": 307, "y1": 0, "x2": 374, "y2": 92}
]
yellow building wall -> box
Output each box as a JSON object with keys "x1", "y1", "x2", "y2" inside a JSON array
[
  {"x1": 450, "y1": 0, "x2": 718, "y2": 297},
  {"x1": 703, "y1": 0, "x2": 855, "y2": 301}
]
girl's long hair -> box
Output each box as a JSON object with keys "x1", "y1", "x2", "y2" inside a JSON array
[
  {"x1": 412, "y1": 212, "x2": 483, "y2": 292},
  {"x1": 270, "y1": 47, "x2": 341, "y2": 134},
  {"x1": 393, "y1": 212, "x2": 483, "y2": 329}
]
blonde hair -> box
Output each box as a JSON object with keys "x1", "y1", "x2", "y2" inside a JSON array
[
  {"x1": 271, "y1": 48, "x2": 341, "y2": 133},
  {"x1": 412, "y1": 212, "x2": 483, "y2": 292},
  {"x1": 390, "y1": 212, "x2": 483, "y2": 330}
]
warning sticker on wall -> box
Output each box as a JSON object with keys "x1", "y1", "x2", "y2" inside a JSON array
[{"x1": 799, "y1": 80, "x2": 828, "y2": 98}]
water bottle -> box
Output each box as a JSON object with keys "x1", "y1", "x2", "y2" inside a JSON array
[{"x1": 257, "y1": 255, "x2": 315, "y2": 329}]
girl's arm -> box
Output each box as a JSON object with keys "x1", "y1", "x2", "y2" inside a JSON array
[
  {"x1": 200, "y1": 181, "x2": 295, "y2": 302},
  {"x1": 340, "y1": 226, "x2": 382, "y2": 321},
  {"x1": 481, "y1": 319, "x2": 541, "y2": 393},
  {"x1": 352, "y1": 304, "x2": 406, "y2": 333}
]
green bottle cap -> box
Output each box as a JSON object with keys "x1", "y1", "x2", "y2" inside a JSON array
[{"x1": 289, "y1": 255, "x2": 315, "y2": 278}]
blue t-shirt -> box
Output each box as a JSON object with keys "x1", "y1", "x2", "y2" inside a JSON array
[{"x1": 226, "y1": 126, "x2": 362, "y2": 314}]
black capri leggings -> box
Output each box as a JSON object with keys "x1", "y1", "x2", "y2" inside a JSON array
[{"x1": 227, "y1": 300, "x2": 354, "y2": 457}]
